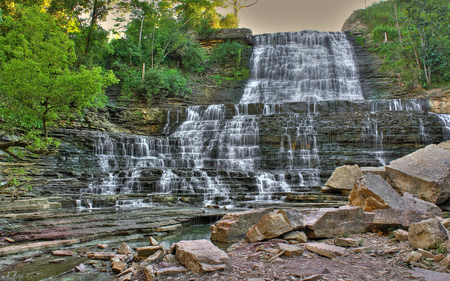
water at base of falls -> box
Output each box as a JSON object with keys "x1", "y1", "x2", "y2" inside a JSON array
[{"x1": 83, "y1": 31, "x2": 446, "y2": 207}]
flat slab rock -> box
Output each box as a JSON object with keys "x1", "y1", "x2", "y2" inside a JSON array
[
  {"x1": 305, "y1": 243, "x2": 347, "y2": 259},
  {"x1": 175, "y1": 239, "x2": 231, "y2": 273}
]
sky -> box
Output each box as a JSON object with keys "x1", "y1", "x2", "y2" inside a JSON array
[{"x1": 222, "y1": 0, "x2": 382, "y2": 34}]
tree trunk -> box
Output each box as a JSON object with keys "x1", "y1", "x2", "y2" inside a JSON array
[{"x1": 85, "y1": 0, "x2": 99, "y2": 55}]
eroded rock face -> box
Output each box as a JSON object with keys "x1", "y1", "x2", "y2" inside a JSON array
[
  {"x1": 325, "y1": 165, "x2": 363, "y2": 191},
  {"x1": 386, "y1": 142, "x2": 450, "y2": 204},
  {"x1": 408, "y1": 218, "x2": 449, "y2": 249},
  {"x1": 210, "y1": 208, "x2": 273, "y2": 243},
  {"x1": 174, "y1": 240, "x2": 231, "y2": 273},
  {"x1": 349, "y1": 173, "x2": 410, "y2": 212},
  {"x1": 305, "y1": 206, "x2": 373, "y2": 239},
  {"x1": 245, "y1": 209, "x2": 306, "y2": 243}
]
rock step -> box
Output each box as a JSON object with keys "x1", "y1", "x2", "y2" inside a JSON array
[{"x1": 0, "y1": 239, "x2": 80, "y2": 256}]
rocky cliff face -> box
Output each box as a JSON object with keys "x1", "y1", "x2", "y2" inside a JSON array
[{"x1": 1, "y1": 28, "x2": 449, "y2": 208}]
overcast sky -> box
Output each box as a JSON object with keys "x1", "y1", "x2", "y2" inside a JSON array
[{"x1": 224, "y1": 0, "x2": 381, "y2": 34}]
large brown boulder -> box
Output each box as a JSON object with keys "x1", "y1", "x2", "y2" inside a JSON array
[
  {"x1": 325, "y1": 164, "x2": 363, "y2": 191},
  {"x1": 174, "y1": 240, "x2": 231, "y2": 273},
  {"x1": 349, "y1": 173, "x2": 410, "y2": 212},
  {"x1": 371, "y1": 209, "x2": 434, "y2": 229},
  {"x1": 210, "y1": 208, "x2": 273, "y2": 243},
  {"x1": 385, "y1": 142, "x2": 450, "y2": 204},
  {"x1": 305, "y1": 206, "x2": 373, "y2": 238},
  {"x1": 245, "y1": 209, "x2": 306, "y2": 243},
  {"x1": 408, "y1": 218, "x2": 449, "y2": 249}
]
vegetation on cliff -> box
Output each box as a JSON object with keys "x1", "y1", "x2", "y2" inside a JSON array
[
  {"x1": 0, "y1": 0, "x2": 253, "y2": 162},
  {"x1": 346, "y1": 0, "x2": 450, "y2": 91}
]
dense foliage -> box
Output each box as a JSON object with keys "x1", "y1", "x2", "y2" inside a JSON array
[
  {"x1": 0, "y1": 0, "x2": 254, "y2": 161},
  {"x1": 352, "y1": 0, "x2": 450, "y2": 89}
]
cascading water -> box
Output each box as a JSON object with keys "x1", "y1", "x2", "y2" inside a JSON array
[
  {"x1": 240, "y1": 31, "x2": 363, "y2": 104},
  {"x1": 84, "y1": 30, "x2": 449, "y2": 208}
]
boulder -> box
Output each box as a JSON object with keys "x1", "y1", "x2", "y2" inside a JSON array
[
  {"x1": 246, "y1": 209, "x2": 306, "y2": 243},
  {"x1": 174, "y1": 240, "x2": 231, "y2": 273},
  {"x1": 117, "y1": 242, "x2": 134, "y2": 255},
  {"x1": 325, "y1": 164, "x2": 363, "y2": 191},
  {"x1": 140, "y1": 250, "x2": 164, "y2": 267},
  {"x1": 211, "y1": 208, "x2": 273, "y2": 243},
  {"x1": 283, "y1": 231, "x2": 308, "y2": 243},
  {"x1": 360, "y1": 167, "x2": 388, "y2": 180},
  {"x1": 385, "y1": 142, "x2": 450, "y2": 204},
  {"x1": 305, "y1": 206, "x2": 373, "y2": 238},
  {"x1": 402, "y1": 192, "x2": 443, "y2": 216},
  {"x1": 408, "y1": 218, "x2": 449, "y2": 249},
  {"x1": 349, "y1": 173, "x2": 410, "y2": 212},
  {"x1": 372, "y1": 209, "x2": 434, "y2": 229}
]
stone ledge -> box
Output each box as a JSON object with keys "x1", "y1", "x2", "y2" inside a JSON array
[{"x1": 0, "y1": 239, "x2": 80, "y2": 256}]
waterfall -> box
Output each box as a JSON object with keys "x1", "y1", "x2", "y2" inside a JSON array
[
  {"x1": 240, "y1": 31, "x2": 363, "y2": 104},
  {"x1": 84, "y1": 30, "x2": 450, "y2": 208}
]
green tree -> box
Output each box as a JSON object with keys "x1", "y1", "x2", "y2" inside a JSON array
[{"x1": 0, "y1": 5, "x2": 118, "y2": 158}]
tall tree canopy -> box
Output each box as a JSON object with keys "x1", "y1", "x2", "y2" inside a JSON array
[{"x1": 0, "y1": 5, "x2": 118, "y2": 158}]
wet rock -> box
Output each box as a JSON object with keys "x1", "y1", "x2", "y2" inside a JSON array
[
  {"x1": 137, "y1": 245, "x2": 164, "y2": 258},
  {"x1": 52, "y1": 250, "x2": 74, "y2": 256},
  {"x1": 408, "y1": 218, "x2": 449, "y2": 249},
  {"x1": 402, "y1": 192, "x2": 443, "y2": 216},
  {"x1": 334, "y1": 238, "x2": 360, "y2": 247},
  {"x1": 325, "y1": 164, "x2": 363, "y2": 191},
  {"x1": 112, "y1": 260, "x2": 127, "y2": 272},
  {"x1": 118, "y1": 242, "x2": 134, "y2": 255},
  {"x1": 386, "y1": 142, "x2": 450, "y2": 204},
  {"x1": 141, "y1": 250, "x2": 164, "y2": 266},
  {"x1": 283, "y1": 231, "x2": 308, "y2": 243},
  {"x1": 277, "y1": 243, "x2": 304, "y2": 257},
  {"x1": 88, "y1": 252, "x2": 115, "y2": 260},
  {"x1": 246, "y1": 209, "x2": 306, "y2": 242},
  {"x1": 305, "y1": 243, "x2": 346, "y2": 259},
  {"x1": 117, "y1": 268, "x2": 132, "y2": 277},
  {"x1": 372, "y1": 209, "x2": 434, "y2": 229},
  {"x1": 405, "y1": 251, "x2": 422, "y2": 263},
  {"x1": 349, "y1": 173, "x2": 410, "y2": 211},
  {"x1": 305, "y1": 206, "x2": 372, "y2": 238},
  {"x1": 97, "y1": 244, "x2": 107, "y2": 249},
  {"x1": 393, "y1": 229, "x2": 409, "y2": 241},
  {"x1": 211, "y1": 208, "x2": 273, "y2": 243},
  {"x1": 118, "y1": 272, "x2": 132, "y2": 281},
  {"x1": 174, "y1": 239, "x2": 231, "y2": 273},
  {"x1": 75, "y1": 263, "x2": 87, "y2": 272},
  {"x1": 155, "y1": 266, "x2": 187, "y2": 277}
]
